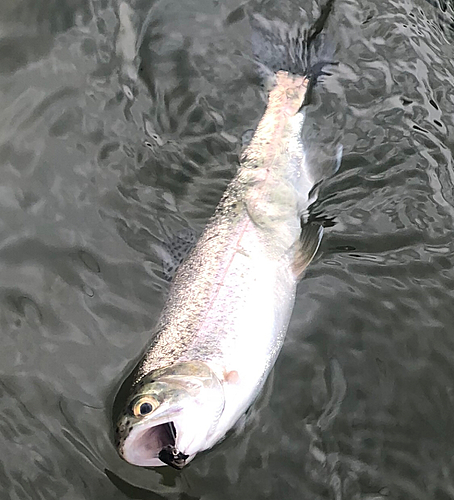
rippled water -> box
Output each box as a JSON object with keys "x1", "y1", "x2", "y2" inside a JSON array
[{"x1": 2, "y1": 0, "x2": 454, "y2": 498}]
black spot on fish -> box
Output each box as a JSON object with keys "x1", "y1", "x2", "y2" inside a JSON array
[{"x1": 160, "y1": 228, "x2": 197, "y2": 281}]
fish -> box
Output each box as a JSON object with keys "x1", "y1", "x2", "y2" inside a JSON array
[{"x1": 115, "y1": 0, "x2": 340, "y2": 469}]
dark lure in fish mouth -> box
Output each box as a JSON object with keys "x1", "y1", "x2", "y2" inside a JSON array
[
  {"x1": 158, "y1": 445, "x2": 189, "y2": 469},
  {"x1": 156, "y1": 422, "x2": 188, "y2": 469}
]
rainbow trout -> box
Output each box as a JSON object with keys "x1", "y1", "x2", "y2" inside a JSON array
[{"x1": 115, "y1": 4, "x2": 338, "y2": 469}]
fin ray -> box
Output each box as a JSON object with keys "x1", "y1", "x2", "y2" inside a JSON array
[{"x1": 292, "y1": 223, "x2": 323, "y2": 279}]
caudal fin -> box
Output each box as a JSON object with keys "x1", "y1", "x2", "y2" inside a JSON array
[{"x1": 250, "y1": 0, "x2": 336, "y2": 81}]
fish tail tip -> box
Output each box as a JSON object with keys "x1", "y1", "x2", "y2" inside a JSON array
[{"x1": 249, "y1": 1, "x2": 337, "y2": 79}]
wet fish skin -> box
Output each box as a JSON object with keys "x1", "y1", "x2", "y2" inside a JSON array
[
  {"x1": 115, "y1": 69, "x2": 326, "y2": 468},
  {"x1": 137, "y1": 74, "x2": 316, "y2": 381}
]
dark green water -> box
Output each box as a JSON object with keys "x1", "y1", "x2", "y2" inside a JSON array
[{"x1": 1, "y1": 0, "x2": 454, "y2": 498}]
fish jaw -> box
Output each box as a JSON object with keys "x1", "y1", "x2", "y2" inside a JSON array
[
  {"x1": 121, "y1": 420, "x2": 179, "y2": 467},
  {"x1": 118, "y1": 400, "x2": 182, "y2": 467},
  {"x1": 116, "y1": 362, "x2": 225, "y2": 468},
  {"x1": 120, "y1": 414, "x2": 199, "y2": 468}
]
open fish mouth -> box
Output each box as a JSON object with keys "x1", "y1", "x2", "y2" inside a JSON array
[{"x1": 122, "y1": 421, "x2": 188, "y2": 468}]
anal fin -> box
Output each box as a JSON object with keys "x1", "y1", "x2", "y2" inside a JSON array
[{"x1": 292, "y1": 222, "x2": 323, "y2": 280}]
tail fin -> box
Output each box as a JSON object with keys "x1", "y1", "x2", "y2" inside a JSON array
[{"x1": 250, "y1": 0, "x2": 336, "y2": 82}]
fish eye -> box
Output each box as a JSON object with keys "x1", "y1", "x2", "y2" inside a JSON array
[{"x1": 132, "y1": 397, "x2": 158, "y2": 417}]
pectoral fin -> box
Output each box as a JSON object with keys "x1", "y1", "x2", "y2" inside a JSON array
[{"x1": 292, "y1": 222, "x2": 323, "y2": 280}]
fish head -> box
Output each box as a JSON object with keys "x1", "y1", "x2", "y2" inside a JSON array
[{"x1": 115, "y1": 361, "x2": 225, "y2": 469}]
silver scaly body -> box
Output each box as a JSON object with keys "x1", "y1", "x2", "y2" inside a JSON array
[
  {"x1": 115, "y1": 71, "x2": 331, "y2": 468},
  {"x1": 138, "y1": 73, "x2": 317, "y2": 437}
]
